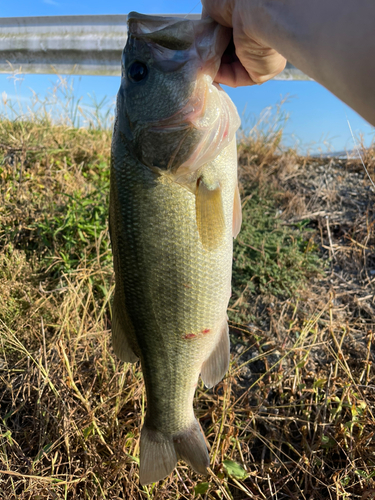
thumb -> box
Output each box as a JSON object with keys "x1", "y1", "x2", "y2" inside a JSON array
[
  {"x1": 201, "y1": 6, "x2": 210, "y2": 19},
  {"x1": 201, "y1": 0, "x2": 235, "y2": 27}
]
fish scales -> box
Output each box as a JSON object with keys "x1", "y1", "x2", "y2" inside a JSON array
[
  {"x1": 111, "y1": 141, "x2": 235, "y2": 426},
  {"x1": 110, "y1": 12, "x2": 242, "y2": 485}
]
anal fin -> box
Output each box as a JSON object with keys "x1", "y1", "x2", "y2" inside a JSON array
[
  {"x1": 111, "y1": 291, "x2": 139, "y2": 363},
  {"x1": 200, "y1": 319, "x2": 230, "y2": 388},
  {"x1": 195, "y1": 177, "x2": 225, "y2": 251}
]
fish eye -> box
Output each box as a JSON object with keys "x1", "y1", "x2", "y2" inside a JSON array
[{"x1": 127, "y1": 61, "x2": 148, "y2": 83}]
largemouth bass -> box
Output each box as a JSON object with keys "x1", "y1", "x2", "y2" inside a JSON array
[{"x1": 109, "y1": 12, "x2": 242, "y2": 485}]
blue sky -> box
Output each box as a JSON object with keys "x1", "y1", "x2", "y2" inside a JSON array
[{"x1": 1, "y1": 0, "x2": 374, "y2": 153}]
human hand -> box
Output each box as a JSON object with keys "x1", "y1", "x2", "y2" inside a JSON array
[{"x1": 201, "y1": 0, "x2": 286, "y2": 87}]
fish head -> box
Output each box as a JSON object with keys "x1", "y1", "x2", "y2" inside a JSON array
[{"x1": 117, "y1": 12, "x2": 240, "y2": 176}]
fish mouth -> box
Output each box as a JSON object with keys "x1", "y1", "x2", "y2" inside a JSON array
[{"x1": 127, "y1": 12, "x2": 231, "y2": 65}]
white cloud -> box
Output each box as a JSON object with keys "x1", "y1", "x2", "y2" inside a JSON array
[{"x1": 43, "y1": 0, "x2": 60, "y2": 5}]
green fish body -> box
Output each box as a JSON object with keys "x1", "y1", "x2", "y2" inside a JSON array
[{"x1": 109, "y1": 12, "x2": 241, "y2": 485}]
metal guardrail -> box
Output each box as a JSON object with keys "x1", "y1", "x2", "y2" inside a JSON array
[{"x1": 0, "y1": 15, "x2": 310, "y2": 80}]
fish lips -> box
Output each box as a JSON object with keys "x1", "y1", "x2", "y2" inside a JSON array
[{"x1": 127, "y1": 12, "x2": 232, "y2": 81}]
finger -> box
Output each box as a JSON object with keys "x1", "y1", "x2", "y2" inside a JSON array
[
  {"x1": 231, "y1": 27, "x2": 286, "y2": 81},
  {"x1": 201, "y1": 6, "x2": 209, "y2": 19},
  {"x1": 236, "y1": 42, "x2": 287, "y2": 84},
  {"x1": 214, "y1": 61, "x2": 257, "y2": 87},
  {"x1": 249, "y1": 56, "x2": 287, "y2": 84},
  {"x1": 201, "y1": 0, "x2": 235, "y2": 27},
  {"x1": 214, "y1": 39, "x2": 286, "y2": 87},
  {"x1": 215, "y1": 51, "x2": 286, "y2": 87}
]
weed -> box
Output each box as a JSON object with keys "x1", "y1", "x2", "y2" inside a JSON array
[{"x1": 230, "y1": 187, "x2": 324, "y2": 323}]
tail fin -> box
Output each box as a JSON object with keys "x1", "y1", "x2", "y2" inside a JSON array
[
  {"x1": 174, "y1": 420, "x2": 210, "y2": 475},
  {"x1": 139, "y1": 420, "x2": 210, "y2": 485},
  {"x1": 139, "y1": 426, "x2": 177, "y2": 485}
]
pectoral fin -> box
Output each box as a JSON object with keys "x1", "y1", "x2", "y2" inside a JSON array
[
  {"x1": 232, "y1": 182, "x2": 242, "y2": 238},
  {"x1": 195, "y1": 177, "x2": 225, "y2": 251}
]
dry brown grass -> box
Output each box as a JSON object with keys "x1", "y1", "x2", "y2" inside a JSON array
[{"x1": 1, "y1": 93, "x2": 375, "y2": 499}]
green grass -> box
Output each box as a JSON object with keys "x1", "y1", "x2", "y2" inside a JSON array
[
  {"x1": 230, "y1": 187, "x2": 324, "y2": 323},
  {"x1": 30, "y1": 162, "x2": 111, "y2": 273}
]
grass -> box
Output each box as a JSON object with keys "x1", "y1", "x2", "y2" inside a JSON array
[
  {"x1": 1, "y1": 82, "x2": 375, "y2": 499},
  {"x1": 230, "y1": 188, "x2": 323, "y2": 324}
]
